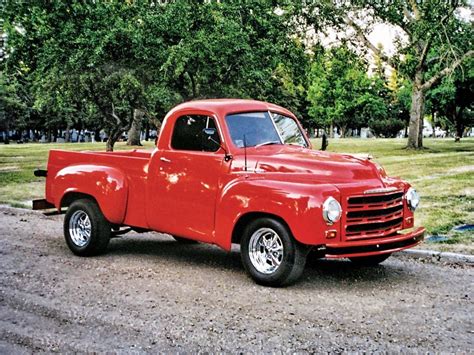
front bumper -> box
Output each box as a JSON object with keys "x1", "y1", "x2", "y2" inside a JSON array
[{"x1": 323, "y1": 227, "x2": 425, "y2": 258}]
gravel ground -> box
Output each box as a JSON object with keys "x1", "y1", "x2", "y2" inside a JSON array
[{"x1": 0, "y1": 206, "x2": 472, "y2": 353}]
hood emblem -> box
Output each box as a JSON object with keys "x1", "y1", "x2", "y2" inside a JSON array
[{"x1": 364, "y1": 187, "x2": 399, "y2": 194}]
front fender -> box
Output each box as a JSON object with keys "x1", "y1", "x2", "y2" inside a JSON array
[
  {"x1": 51, "y1": 164, "x2": 128, "y2": 224},
  {"x1": 214, "y1": 176, "x2": 341, "y2": 250}
]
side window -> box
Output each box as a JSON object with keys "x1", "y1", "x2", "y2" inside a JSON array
[{"x1": 171, "y1": 115, "x2": 221, "y2": 152}]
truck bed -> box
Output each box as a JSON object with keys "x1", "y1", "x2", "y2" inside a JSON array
[{"x1": 46, "y1": 149, "x2": 154, "y2": 228}]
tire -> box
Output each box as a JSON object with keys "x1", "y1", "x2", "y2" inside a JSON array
[
  {"x1": 349, "y1": 253, "x2": 391, "y2": 266},
  {"x1": 240, "y1": 218, "x2": 309, "y2": 287},
  {"x1": 172, "y1": 236, "x2": 199, "y2": 244},
  {"x1": 64, "y1": 198, "x2": 111, "y2": 256}
]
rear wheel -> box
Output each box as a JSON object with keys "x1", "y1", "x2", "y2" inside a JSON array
[
  {"x1": 64, "y1": 198, "x2": 111, "y2": 256},
  {"x1": 349, "y1": 253, "x2": 391, "y2": 266},
  {"x1": 240, "y1": 218, "x2": 308, "y2": 287}
]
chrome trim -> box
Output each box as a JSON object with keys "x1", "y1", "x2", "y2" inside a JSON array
[
  {"x1": 268, "y1": 111, "x2": 284, "y2": 144},
  {"x1": 69, "y1": 210, "x2": 91, "y2": 247},
  {"x1": 322, "y1": 196, "x2": 342, "y2": 225},
  {"x1": 363, "y1": 187, "x2": 399, "y2": 194}
]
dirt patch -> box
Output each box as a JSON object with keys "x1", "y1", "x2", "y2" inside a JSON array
[{"x1": 0, "y1": 207, "x2": 472, "y2": 352}]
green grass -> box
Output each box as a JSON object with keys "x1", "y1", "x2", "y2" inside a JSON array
[{"x1": 0, "y1": 138, "x2": 473, "y2": 253}]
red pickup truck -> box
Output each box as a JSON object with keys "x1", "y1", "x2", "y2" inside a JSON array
[{"x1": 34, "y1": 99, "x2": 424, "y2": 286}]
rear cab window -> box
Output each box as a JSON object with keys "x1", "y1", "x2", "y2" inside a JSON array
[{"x1": 171, "y1": 115, "x2": 221, "y2": 152}]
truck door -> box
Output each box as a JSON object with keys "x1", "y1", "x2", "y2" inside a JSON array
[{"x1": 148, "y1": 114, "x2": 225, "y2": 242}]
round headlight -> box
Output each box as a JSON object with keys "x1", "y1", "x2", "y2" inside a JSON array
[
  {"x1": 322, "y1": 197, "x2": 342, "y2": 224},
  {"x1": 406, "y1": 187, "x2": 420, "y2": 211}
]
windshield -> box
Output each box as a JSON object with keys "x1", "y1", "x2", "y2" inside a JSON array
[{"x1": 225, "y1": 111, "x2": 307, "y2": 148}]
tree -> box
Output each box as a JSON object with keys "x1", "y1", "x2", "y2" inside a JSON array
[
  {"x1": 426, "y1": 59, "x2": 474, "y2": 139},
  {"x1": 2, "y1": 0, "x2": 311, "y2": 150},
  {"x1": 307, "y1": 44, "x2": 385, "y2": 136},
  {"x1": 365, "y1": 48, "x2": 405, "y2": 137},
  {"x1": 2, "y1": 1, "x2": 150, "y2": 150},
  {"x1": 0, "y1": 73, "x2": 26, "y2": 143},
  {"x1": 301, "y1": 1, "x2": 474, "y2": 148}
]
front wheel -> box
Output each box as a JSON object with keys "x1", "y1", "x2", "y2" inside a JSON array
[
  {"x1": 240, "y1": 218, "x2": 308, "y2": 287},
  {"x1": 64, "y1": 198, "x2": 111, "y2": 256},
  {"x1": 349, "y1": 253, "x2": 391, "y2": 266}
]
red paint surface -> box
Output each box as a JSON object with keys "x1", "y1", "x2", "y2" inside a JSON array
[{"x1": 44, "y1": 99, "x2": 425, "y2": 256}]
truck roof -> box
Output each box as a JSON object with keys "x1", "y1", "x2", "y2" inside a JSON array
[{"x1": 168, "y1": 99, "x2": 296, "y2": 119}]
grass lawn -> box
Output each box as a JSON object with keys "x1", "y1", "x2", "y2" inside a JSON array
[{"x1": 1, "y1": 138, "x2": 473, "y2": 253}]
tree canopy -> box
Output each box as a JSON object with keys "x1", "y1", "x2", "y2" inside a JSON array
[
  {"x1": 301, "y1": 0, "x2": 473, "y2": 147},
  {"x1": 1, "y1": 0, "x2": 472, "y2": 149}
]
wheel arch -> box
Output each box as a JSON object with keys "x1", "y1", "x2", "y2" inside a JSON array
[
  {"x1": 51, "y1": 164, "x2": 128, "y2": 224},
  {"x1": 231, "y1": 211, "x2": 292, "y2": 245},
  {"x1": 61, "y1": 191, "x2": 98, "y2": 209}
]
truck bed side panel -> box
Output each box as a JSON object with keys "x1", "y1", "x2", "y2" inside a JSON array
[{"x1": 46, "y1": 149, "x2": 151, "y2": 227}]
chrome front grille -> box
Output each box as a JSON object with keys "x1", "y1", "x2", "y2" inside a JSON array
[{"x1": 344, "y1": 191, "x2": 404, "y2": 240}]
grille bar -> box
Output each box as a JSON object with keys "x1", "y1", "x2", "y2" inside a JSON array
[
  {"x1": 347, "y1": 204, "x2": 403, "y2": 219},
  {"x1": 348, "y1": 192, "x2": 404, "y2": 205},
  {"x1": 345, "y1": 224, "x2": 404, "y2": 239},
  {"x1": 346, "y1": 212, "x2": 403, "y2": 227},
  {"x1": 347, "y1": 197, "x2": 403, "y2": 211},
  {"x1": 346, "y1": 217, "x2": 403, "y2": 233}
]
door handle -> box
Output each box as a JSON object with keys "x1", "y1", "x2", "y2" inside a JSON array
[{"x1": 160, "y1": 157, "x2": 171, "y2": 163}]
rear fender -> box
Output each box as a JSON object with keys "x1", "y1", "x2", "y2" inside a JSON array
[
  {"x1": 51, "y1": 164, "x2": 128, "y2": 224},
  {"x1": 214, "y1": 177, "x2": 341, "y2": 250}
]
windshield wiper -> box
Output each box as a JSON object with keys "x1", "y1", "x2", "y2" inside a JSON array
[{"x1": 255, "y1": 140, "x2": 281, "y2": 148}]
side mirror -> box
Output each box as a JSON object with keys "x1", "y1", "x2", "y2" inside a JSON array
[
  {"x1": 202, "y1": 128, "x2": 216, "y2": 136},
  {"x1": 201, "y1": 128, "x2": 233, "y2": 161}
]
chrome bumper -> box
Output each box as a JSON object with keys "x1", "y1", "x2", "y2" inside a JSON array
[{"x1": 323, "y1": 227, "x2": 425, "y2": 258}]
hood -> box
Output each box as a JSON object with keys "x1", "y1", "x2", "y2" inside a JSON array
[{"x1": 230, "y1": 145, "x2": 401, "y2": 191}]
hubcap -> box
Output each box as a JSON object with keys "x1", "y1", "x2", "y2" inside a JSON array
[
  {"x1": 69, "y1": 210, "x2": 92, "y2": 247},
  {"x1": 248, "y1": 228, "x2": 284, "y2": 274}
]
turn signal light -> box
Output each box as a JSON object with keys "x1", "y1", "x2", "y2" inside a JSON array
[{"x1": 325, "y1": 230, "x2": 337, "y2": 239}]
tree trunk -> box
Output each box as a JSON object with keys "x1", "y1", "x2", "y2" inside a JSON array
[
  {"x1": 4, "y1": 121, "x2": 10, "y2": 144},
  {"x1": 340, "y1": 126, "x2": 346, "y2": 138},
  {"x1": 127, "y1": 109, "x2": 144, "y2": 146},
  {"x1": 106, "y1": 129, "x2": 123, "y2": 152},
  {"x1": 455, "y1": 112, "x2": 464, "y2": 142},
  {"x1": 187, "y1": 71, "x2": 197, "y2": 98},
  {"x1": 65, "y1": 124, "x2": 71, "y2": 142},
  {"x1": 94, "y1": 129, "x2": 101, "y2": 142},
  {"x1": 407, "y1": 74, "x2": 425, "y2": 149},
  {"x1": 145, "y1": 121, "x2": 150, "y2": 141}
]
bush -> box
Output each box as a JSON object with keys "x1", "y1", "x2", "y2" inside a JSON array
[{"x1": 369, "y1": 118, "x2": 405, "y2": 138}]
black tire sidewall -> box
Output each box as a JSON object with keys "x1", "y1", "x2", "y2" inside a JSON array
[
  {"x1": 64, "y1": 198, "x2": 110, "y2": 256},
  {"x1": 241, "y1": 218, "x2": 303, "y2": 287}
]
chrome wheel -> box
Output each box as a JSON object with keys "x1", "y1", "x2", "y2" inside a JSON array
[
  {"x1": 69, "y1": 210, "x2": 91, "y2": 247},
  {"x1": 248, "y1": 227, "x2": 284, "y2": 274}
]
